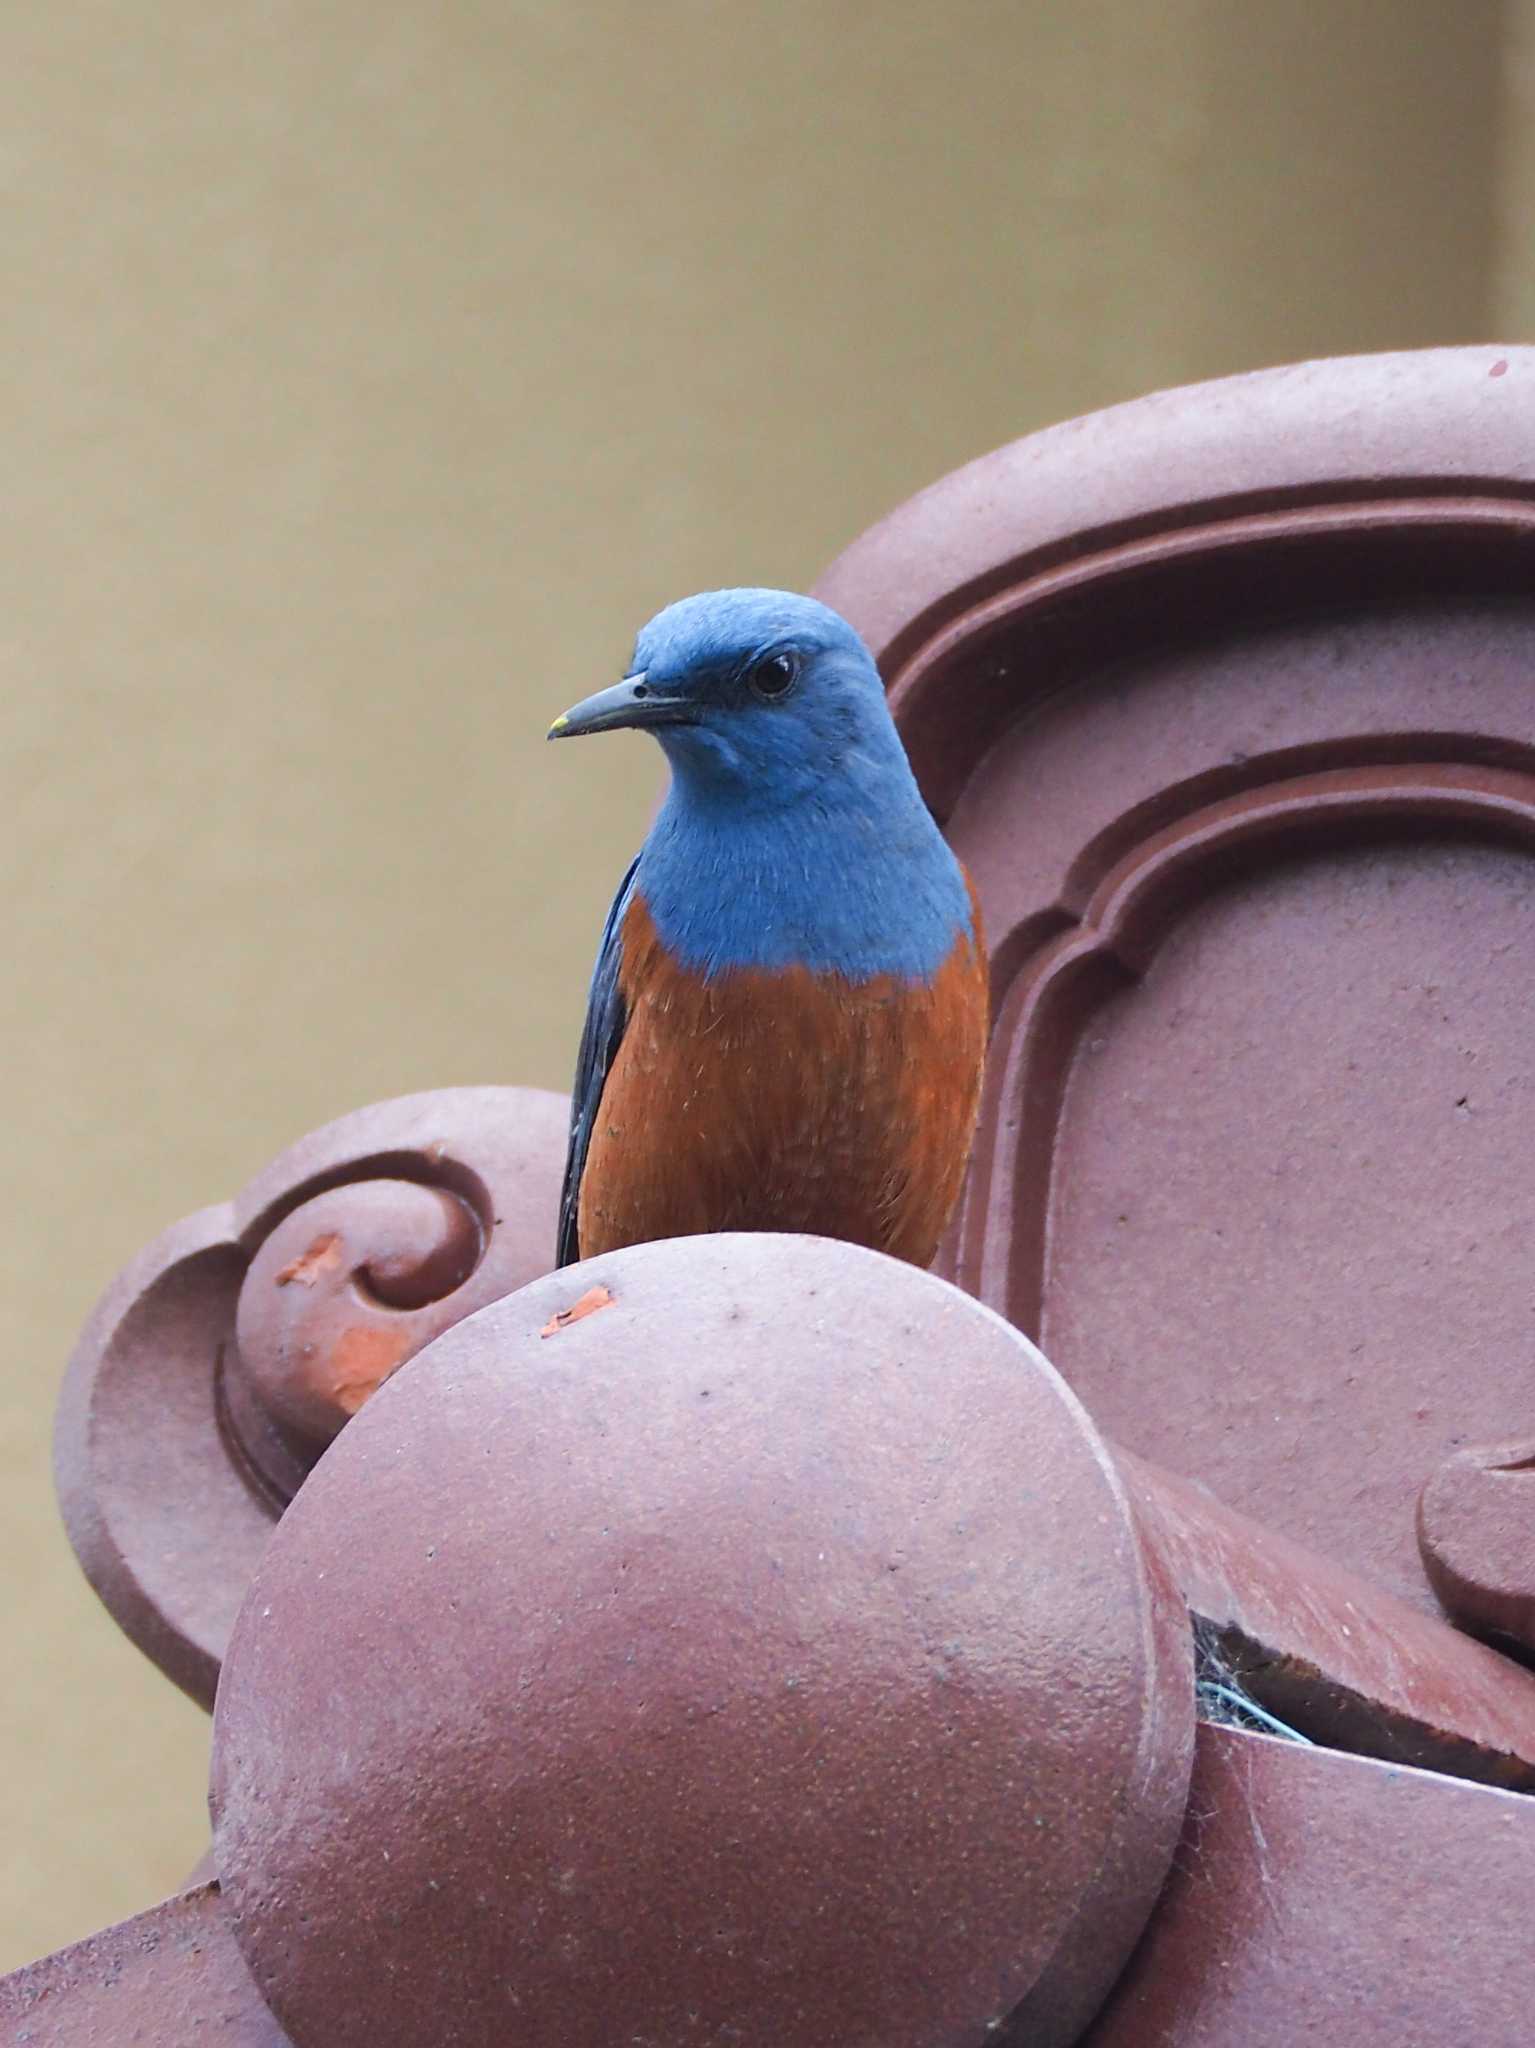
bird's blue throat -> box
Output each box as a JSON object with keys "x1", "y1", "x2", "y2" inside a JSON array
[{"x1": 637, "y1": 772, "x2": 974, "y2": 986}]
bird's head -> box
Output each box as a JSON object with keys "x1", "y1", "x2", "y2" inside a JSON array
[{"x1": 548, "y1": 588, "x2": 905, "y2": 810}]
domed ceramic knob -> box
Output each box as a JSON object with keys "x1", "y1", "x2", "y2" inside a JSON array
[{"x1": 210, "y1": 1233, "x2": 1193, "y2": 2048}]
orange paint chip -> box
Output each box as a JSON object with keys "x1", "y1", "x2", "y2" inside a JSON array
[
  {"x1": 540, "y1": 1285, "x2": 615, "y2": 1338},
  {"x1": 275, "y1": 1232, "x2": 344, "y2": 1287},
  {"x1": 328, "y1": 1325, "x2": 410, "y2": 1415}
]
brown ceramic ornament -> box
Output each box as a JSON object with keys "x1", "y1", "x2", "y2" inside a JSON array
[
  {"x1": 54, "y1": 1085, "x2": 568, "y2": 1706},
  {"x1": 210, "y1": 1233, "x2": 1194, "y2": 2048}
]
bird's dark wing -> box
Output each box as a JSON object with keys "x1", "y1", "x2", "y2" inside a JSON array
[{"x1": 556, "y1": 855, "x2": 640, "y2": 1268}]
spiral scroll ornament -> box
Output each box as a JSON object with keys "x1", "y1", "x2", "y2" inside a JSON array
[
  {"x1": 55, "y1": 1086, "x2": 569, "y2": 1706},
  {"x1": 224, "y1": 1178, "x2": 489, "y2": 1505}
]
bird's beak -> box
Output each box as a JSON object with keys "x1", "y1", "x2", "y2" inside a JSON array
[{"x1": 547, "y1": 673, "x2": 695, "y2": 741}]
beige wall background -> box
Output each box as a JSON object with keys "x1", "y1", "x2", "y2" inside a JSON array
[
  {"x1": 0, "y1": 0, "x2": 1527, "y2": 1972},
  {"x1": 1502, "y1": 0, "x2": 1535, "y2": 331}
]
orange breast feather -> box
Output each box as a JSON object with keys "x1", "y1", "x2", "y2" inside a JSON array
[{"x1": 577, "y1": 888, "x2": 987, "y2": 1266}]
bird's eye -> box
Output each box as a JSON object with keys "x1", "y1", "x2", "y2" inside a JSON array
[{"x1": 746, "y1": 651, "x2": 800, "y2": 703}]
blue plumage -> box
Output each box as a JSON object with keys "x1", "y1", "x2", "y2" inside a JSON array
[{"x1": 556, "y1": 854, "x2": 637, "y2": 1268}]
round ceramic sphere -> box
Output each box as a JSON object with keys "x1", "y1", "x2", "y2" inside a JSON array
[{"x1": 210, "y1": 1233, "x2": 1192, "y2": 2048}]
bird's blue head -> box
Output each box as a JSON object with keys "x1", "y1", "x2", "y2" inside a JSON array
[
  {"x1": 548, "y1": 588, "x2": 911, "y2": 813},
  {"x1": 550, "y1": 587, "x2": 973, "y2": 979}
]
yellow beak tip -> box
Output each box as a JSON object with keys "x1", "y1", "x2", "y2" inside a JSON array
[{"x1": 547, "y1": 714, "x2": 569, "y2": 737}]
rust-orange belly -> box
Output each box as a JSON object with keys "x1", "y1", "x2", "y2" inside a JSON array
[{"x1": 577, "y1": 893, "x2": 988, "y2": 1267}]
